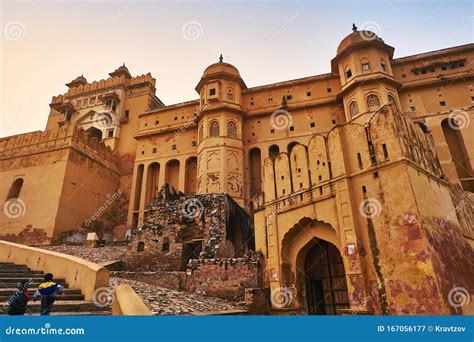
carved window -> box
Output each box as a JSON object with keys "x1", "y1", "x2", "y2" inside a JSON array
[
  {"x1": 349, "y1": 101, "x2": 359, "y2": 117},
  {"x1": 209, "y1": 120, "x2": 220, "y2": 137},
  {"x1": 227, "y1": 121, "x2": 237, "y2": 138},
  {"x1": 366, "y1": 94, "x2": 381, "y2": 111}
]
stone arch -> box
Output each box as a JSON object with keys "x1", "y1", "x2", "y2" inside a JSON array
[
  {"x1": 269, "y1": 144, "x2": 280, "y2": 160},
  {"x1": 287, "y1": 141, "x2": 299, "y2": 154},
  {"x1": 6, "y1": 178, "x2": 24, "y2": 201},
  {"x1": 249, "y1": 147, "x2": 262, "y2": 196},
  {"x1": 145, "y1": 162, "x2": 160, "y2": 203},
  {"x1": 165, "y1": 159, "x2": 180, "y2": 191},
  {"x1": 86, "y1": 126, "x2": 102, "y2": 141},
  {"x1": 280, "y1": 217, "x2": 349, "y2": 314},
  {"x1": 133, "y1": 164, "x2": 144, "y2": 212},
  {"x1": 185, "y1": 157, "x2": 198, "y2": 194}
]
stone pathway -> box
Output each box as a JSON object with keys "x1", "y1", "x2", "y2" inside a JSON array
[{"x1": 110, "y1": 277, "x2": 245, "y2": 315}]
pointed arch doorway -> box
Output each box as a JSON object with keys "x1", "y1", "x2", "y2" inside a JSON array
[
  {"x1": 281, "y1": 218, "x2": 351, "y2": 315},
  {"x1": 304, "y1": 238, "x2": 350, "y2": 315}
]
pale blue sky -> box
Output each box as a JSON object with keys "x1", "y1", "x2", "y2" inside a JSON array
[{"x1": 1, "y1": 0, "x2": 472, "y2": 136}]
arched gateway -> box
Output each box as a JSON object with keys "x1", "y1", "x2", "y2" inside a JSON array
[{"x1": 280, "y1": 218, "x2": 350, "y2": 315}]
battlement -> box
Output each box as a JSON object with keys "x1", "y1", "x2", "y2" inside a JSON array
[
  {"x1": 0, "y1": 125, "x2": 115, "y2": 164},
  {"x1": 261, "y1": 103, "x2": 445, "y2": 207},
  {"x1": 51, "y1": 72, "x2": 156, "y2": 104}
]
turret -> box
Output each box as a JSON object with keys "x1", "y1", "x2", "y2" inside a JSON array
[
  {"x1": 332, "y1": 24, "x2": 401, "y2": 121},
  {"x1": 195, "y1": 56, "x2": 247, "y2": 206}
]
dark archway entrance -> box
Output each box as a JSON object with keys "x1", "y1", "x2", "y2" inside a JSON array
[
  {"x1": 304, "y1": 239, "x2": 349, "y2": 315},
  {"x1": 86, "y1": 126, "x2": 103, "y2": 141}
]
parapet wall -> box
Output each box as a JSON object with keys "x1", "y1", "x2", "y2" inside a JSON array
[
  {"x1": 262, "y1": 103, "x2": 445, "y2": 207},
  {"x1": 0, "y1": 240, "x2": 109, "y2": 301},
  {"x1": 51, "y1": 73, "x2": 156, "y2": 104},
  {"x1": 0, "y1": 125, "x2": 116, "y2": 169}
]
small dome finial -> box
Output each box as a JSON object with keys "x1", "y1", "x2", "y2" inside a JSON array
[
  {"x1": 352, "y1": 23, "x2": 358, "y2": 32},
  {"x1": 219, "y1": 54, "x2": 223, "y2": 63}
]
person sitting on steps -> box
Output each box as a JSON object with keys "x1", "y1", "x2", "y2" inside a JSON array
[
  {"x1": 33, "y1": 273, "x2": 63, "y2": 316},
  {"x1": 7, "y1": 280, "x2": 31, "y2": 315}
]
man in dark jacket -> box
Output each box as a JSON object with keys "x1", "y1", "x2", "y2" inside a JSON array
[{"x1": 7, "y1": 280, "x2": 31, "y2": 315}]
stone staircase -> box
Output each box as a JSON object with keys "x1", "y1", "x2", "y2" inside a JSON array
[{"x1": 0, "y1": 262, "x2": 110, "y2": 315}]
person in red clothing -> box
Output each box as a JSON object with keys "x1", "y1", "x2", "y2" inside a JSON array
[{"x1": 7, "y1": 280, "x2": 31, "y2": 315}]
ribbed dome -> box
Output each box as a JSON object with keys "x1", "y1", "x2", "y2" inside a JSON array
[
  {"x1": 202, "y1": 62, "x2": 241, "y2": 78},
  {"x1": 337, "y1": 30, "x2": 384, "y2": 54}
]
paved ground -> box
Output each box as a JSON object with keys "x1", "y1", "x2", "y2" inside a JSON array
[{"x1": 41, "y1": 245, "x2": 245, "y2": 315}]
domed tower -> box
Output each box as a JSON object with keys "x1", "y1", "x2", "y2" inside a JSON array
[
  {"x1": 331, "y1": 24, "x2": 401, "y2": 122},
  {"x1": 195, "y1": 55, "x2": 247, "y2": 206}
]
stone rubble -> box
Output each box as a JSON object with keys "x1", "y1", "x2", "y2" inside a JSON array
[
  {"x1": 109, "y1": 277, "x2": 246, "y2": 315},
  {"x1": 40, "y1": 245, "x2": 127, "y2": 264}
]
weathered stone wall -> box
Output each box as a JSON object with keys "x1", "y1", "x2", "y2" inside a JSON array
[
  {"x1": 185, "y1": 253, "x2": 262, "y2": 301},
  {"x1": 125, "y1": 184, "x2": 254, "y2": 271},
  {"x1": 0, "y1": 125, "x2": 120, "y2": 244}
]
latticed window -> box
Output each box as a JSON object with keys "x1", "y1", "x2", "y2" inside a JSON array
[
  {"x1": 366, "y1": 94, "x2": 381, "y2": 111},
  {"x1": 349, "y1": 101, "x2": 359, "y2": 117},
  {"x1": 209, "y1": 120, "x2": 220, "y2": 137},
  {"x1": 199, "y1": 124, "x2": 204, "y2": 141},
  {"x1": 227, "y1": 121, "x2": 237, "y2": 138}
]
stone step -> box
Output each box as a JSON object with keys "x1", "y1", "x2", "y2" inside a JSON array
[
  {"x1": 0, "y1": 288, "x2": 82, "y2": 296},
  {"x1": 0, "y1": 271, "x2": 44, "y2": 277},
  {"x1": 0, "y1": 281, "x2": 67, "y2": 288},
  {"x1": 0, "y1": 293, "x2": 84, "y2": 301},
  {"x1": 0, "y1": 265, "x2": 32, "y2": 271},
  {"x1": 0, "y1": 277, "x2": 59, "y2": 281},
  {"x1": 0, "y1": 300, "x2": 109, "y2": 313}
]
